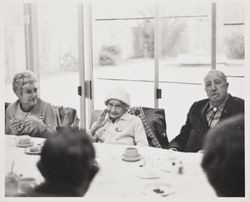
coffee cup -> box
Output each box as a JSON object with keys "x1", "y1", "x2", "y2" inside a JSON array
[
  {"x1": 124, "y1": 147, "x2": 139, "y2": 158},
  {"x1": 19, "y1": 177, "x2": 36, "y2": 192},
  {"x1": 17, "y1": 136, "x2": 31, "y2": 145}
]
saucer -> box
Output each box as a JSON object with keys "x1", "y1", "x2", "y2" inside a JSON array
[
  {"x1": 122, "y1": 154, "x2": 142, "y2": 162},
  {"x1": 24, "y1": 146, "x2": 41, "y2": 155},
  {"x1": 137, "y1": 169, "x2": 160, "y2": 179}
]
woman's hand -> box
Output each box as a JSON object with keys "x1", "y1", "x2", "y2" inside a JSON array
[
  {"x1": 89, "y1": 109, "x2": 109, "y2": 136},
  {"x1": 9, "y1": 118, "x2": 24, "y2": 135},
  {"x1": 95, "y1": 109, "x2": 108, "y2": 128},
  {"x1": 24, "y1": 116, "x2": 46, "y2": 134}
]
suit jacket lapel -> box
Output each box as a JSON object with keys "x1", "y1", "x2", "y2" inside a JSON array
[
  {"x1": 200, "y1": 101, "x2": 210, "y2": 129},
  {"x1": 220, "y1": 94, "x2": 232, "y2": 121}
]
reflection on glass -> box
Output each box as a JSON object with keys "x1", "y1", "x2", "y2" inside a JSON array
[
  {"x1": 4, "y1": 3, "x2": 26, "y2": 102},
  {"x1": 92, "y1": 2, "x2": 155, "y2": 109},
  {"x1": 216, "y1": 0, "x2": 245, "y2": 100},
  {"x1": 159, "y1": 1, "x2": 211, "y2": 139},
  {"x1": 37, "y1": 3, "x2": 79, "y2": 111}
]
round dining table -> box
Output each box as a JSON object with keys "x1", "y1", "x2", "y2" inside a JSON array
[{"x1": 5, "y1": 135, "x2": 216, "y2": 200}]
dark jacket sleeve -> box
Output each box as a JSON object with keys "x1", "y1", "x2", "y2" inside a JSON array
[{"x1": 168, "y1": 102, "x2": 197, "y2": 151}]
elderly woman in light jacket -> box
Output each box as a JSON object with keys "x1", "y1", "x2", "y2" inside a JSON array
[
  {"x1": 89, "y1": 87, "x2": 148, "y2": 146},
  {"x1": 5, "y1": 71, "x2": 57, "y2": 137}
]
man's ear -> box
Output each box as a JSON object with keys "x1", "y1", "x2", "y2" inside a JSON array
[
  {"x1": 88, "y1": 163, "x2": 99, "y2": 182},
  {"x1": 37, "y1": 160, "x2": 47, "y2": 179},
  {"x1": 81, "y1": 164, "x2": 99, "y2": 196},
  {"x1": 88, "y1": 165, "x2": 99, "y2": 183}
]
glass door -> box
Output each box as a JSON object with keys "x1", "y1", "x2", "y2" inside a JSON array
[
  {"x1": 91, "y1": 2, "x2": 156, "y2": 115},
  {"x1": 159, "y1": 1, "x2": 211, "y2": 139}
]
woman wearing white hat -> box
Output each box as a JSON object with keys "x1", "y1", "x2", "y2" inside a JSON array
[{"x1": 89, "y1": 87, "x2": 148, "y2": 146}]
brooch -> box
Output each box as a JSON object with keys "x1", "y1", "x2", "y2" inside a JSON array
[{"x1": 115, "y1": 127, "x2": 122, "y2": 132}]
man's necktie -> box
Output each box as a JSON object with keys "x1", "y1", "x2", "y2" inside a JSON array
[{"x1": 208, "y1": 107, "x2": 218, "y2": 128}]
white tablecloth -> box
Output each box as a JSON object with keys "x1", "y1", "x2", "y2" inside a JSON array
[{"x1": 5, "y1": 135, "x2": 216, "y2": 200}]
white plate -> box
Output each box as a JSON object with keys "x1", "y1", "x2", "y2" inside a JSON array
[
  {"x1": 142, "y1": 182, "x2": 175, "y2": 197},
  {"x1": 122, "y1": 154, "x2": 142, "y2": 162},
  {"x1": 24, "y1": 146, "x2": 41, "y2": 155},
  {"x1": 137, "y1": 169, "x2": 160, "y2": 179}
]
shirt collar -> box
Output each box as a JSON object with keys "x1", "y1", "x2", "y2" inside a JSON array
[
  {"x1": 208, "y1": 94, "x2": 230, "y2": 112},
  {"x1": 120, "y1": 112, "x2": 130, "y2": 120}
]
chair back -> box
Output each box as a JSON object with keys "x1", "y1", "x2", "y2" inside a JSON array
[
  {"x1": 5, "y1": 102, "x2": 10, "y2": 112},
  {"x1": 128, "y1": 106, "x2": 168, "y2": 149},
  {"x1": 55, "y1": 106, "x2": 79, "y2": 129}
]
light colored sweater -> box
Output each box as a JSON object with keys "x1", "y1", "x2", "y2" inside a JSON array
[
  {"x1": 93, "y1": 113, "x2": 149, "y2": 146},
  {"x1": 5, "y1": 98, "x2": 57, "y2": 137}
]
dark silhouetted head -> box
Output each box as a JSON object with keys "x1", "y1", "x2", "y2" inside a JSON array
[
  {"x1": 37, "y1": 128, "x2": 99, "y2": 196},
  {"x1": 201, "y1": 114, "x2": 244, "y2": 197}
]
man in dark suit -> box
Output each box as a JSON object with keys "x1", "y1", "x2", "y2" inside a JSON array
[{"x1": 168, "y1": 70, "x2": 244, "y2": 152}]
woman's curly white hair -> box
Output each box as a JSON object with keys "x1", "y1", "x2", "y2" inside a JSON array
[{"x1": 12, "y1": 71, "x2": 38, "y2": 96}]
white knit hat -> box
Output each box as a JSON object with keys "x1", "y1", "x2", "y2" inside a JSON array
[{"x1": 104, "y1": 87, "x2": 130, "y2": 106}]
